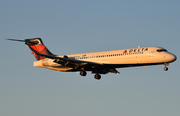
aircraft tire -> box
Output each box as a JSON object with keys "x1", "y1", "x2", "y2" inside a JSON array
[
  {"x1": 94, "y1": 74, "x2": 101, "y2": 80},
  {"x1": 164, "y1": 67, "x2": 168, "y2": 71},
  {"x1": 80, "y1": 71, "x2": 87, "y2": 76}
]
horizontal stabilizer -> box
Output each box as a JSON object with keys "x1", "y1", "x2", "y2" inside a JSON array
[{"x1": 4, "y1": 38, "x2": 25, "y2": 42}]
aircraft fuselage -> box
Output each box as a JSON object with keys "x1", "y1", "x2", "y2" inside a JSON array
[{"x1": 34, "y1": 47, "x2": 176, "y2": 72}]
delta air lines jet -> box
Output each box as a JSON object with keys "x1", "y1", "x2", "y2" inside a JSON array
[{"x1": 5, "y1": 38, "x2": 177, "y2": 80}]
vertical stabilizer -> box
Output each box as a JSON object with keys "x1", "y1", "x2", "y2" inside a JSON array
[{"x1": 25, "y1": 38, "x2": 53, "y2": 60}]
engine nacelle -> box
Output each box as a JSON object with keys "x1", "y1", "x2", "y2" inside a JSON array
[{"x1": 63, "y1": 55, "x2": 68, "y2": 58}]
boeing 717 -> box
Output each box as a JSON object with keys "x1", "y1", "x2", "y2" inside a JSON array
[{"x1": 5, "y1": 38, "x2": 177, "y2": 80}]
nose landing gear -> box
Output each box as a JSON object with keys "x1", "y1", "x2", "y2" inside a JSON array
[
  {"x1": 164, "y1": 63, "x2": 169, "y2": 71},
  {"x1": 164, "y1": 67, "x2": 168, "y2": 71}
]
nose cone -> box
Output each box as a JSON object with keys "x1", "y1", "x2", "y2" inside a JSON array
[
  {"x1": 169, "y1": 54, "x2": 177, "y2": 63},
  {"x1": 173, "y1": 55, "x2": 177, "y2": 61}
]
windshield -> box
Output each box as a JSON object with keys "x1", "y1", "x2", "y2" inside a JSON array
[{"x1": 157, "y1": 49, "x2": 168, "y2": 52}]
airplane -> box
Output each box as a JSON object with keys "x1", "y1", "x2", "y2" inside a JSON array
[{"x1": 5, "y1": 38, "x2": 177, "y2": 80}]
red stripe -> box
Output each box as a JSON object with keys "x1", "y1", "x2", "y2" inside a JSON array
[{"x1": 30, "y1": 45, "x2": 48, "y2": 60}]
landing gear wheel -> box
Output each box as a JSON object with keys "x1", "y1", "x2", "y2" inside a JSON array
[
  {"x1": 164, "y1": 67, "x2": 168, "y2": 71},
  {"x1": 94, "y1": 74, "x2": 101, "y2": 80},
  {"x1": 80, "y1": 71, "x2": 87, "y2": 76}
]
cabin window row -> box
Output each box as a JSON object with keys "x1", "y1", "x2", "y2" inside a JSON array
[{"x1": 77, "y1": 52, "x2": 144, "y2": 59}]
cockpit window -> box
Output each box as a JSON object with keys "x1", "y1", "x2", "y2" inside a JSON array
[{"x1": 157, "y1": 49, "x2": 168, "y2": 52}]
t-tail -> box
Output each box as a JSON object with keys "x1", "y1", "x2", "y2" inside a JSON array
[{"x1": 5, "y1": 38, "x2": 53, "y2": 60}]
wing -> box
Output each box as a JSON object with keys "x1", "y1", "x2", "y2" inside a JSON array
[
  {"x1": 33, "y1": 49, "x2": 119, "y2": 74},
  {"x1": 34, "y1": 51, "x2": 104, "y2": 69}
]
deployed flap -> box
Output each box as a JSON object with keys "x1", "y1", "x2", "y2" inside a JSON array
[{"x1": 109, "y1": 68, "x2": 120, "y2": 74}]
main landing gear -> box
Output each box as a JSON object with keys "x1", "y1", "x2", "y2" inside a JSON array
[
  {"x1": 80, "y1": 71, "x2": 87, "y2": 76},
  {"x1": 94, "y1": 74, "x2": 101, "y2": 80},
  {"x1": 164, "y1": 63, "x2": 169, "y2": 71},
  {"x1": 80, "y1": 71, "x2": 101, "y2": 80}
]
